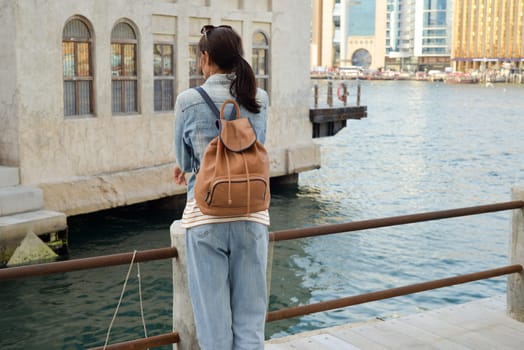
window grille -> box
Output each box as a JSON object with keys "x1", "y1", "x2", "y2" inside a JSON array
[
  {"x1": 252, "y1": 31, "x2": 270, "y2": 92},
  {"x1": 62, "y1": 18, "x2": 93, "y2": 117},
  {"x1": 154, "y1": 44, "x2": 175, "y2": 112},
  {"x1": 111, "y1": 22, "x2": 138, "y2": 114}
]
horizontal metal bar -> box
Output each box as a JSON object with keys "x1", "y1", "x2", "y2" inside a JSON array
[
  {"x1": 0, "y1": 247, "x2": 178, "y2": 281},
  {"x1": 266, "y1": 264, "x2": 523, "y2": 322},
  {"x1": 87, "y1": 331, "x2": 179, "y2": 350},
  {"x1": 269, "y1": 201, "x2": 524, "y2": 242}
]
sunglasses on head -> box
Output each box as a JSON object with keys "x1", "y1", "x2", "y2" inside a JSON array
[{"x1": 200, "y1": 25, "x2": 233, "y2": 36}]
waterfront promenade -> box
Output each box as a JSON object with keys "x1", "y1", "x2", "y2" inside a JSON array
[{"x1": 266, "y1": 295, "x2": 524, "y2": 349}]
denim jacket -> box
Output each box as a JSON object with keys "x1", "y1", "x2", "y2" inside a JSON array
[{"x1": 174, "y1": 74, "x2": 269, "y2": 200}]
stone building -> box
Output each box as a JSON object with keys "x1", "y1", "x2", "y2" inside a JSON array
[{"x1": 0, "y1": 0, "x2": 319, "y2": 217}]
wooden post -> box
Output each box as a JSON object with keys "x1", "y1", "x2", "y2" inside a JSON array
[
  {"x1": 509, "y1": 186, "x2": 524, "y2": 322},
  {"x1": 342, "y1": 83, "x2": 347, "y2": 106},
  {"x1": 314, "y1": 83, "x2": 318, "y2": 108},
  {"x1": 327, "y1": 81, "x2": 333, "y2": 107},
  {"x1": 356, "y1": 79, "x2": 361, "y2": 107},
  {"x1": 171, "y1": 221, "x2": 200, "y2": 350}
]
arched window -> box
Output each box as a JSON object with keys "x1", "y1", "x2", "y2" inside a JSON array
[
  {"x1": 154, "y1": 43, "x2": 175, "y2": 111},
  {"x1": 62, "y1": 17, "x2": 94, "y2": 117},
  {"x1": 252, "y1": 31, "x2": 270, "y2": 91},
  {"x1": 111, "y1": 21, "x2": 138, "y2": 114}
]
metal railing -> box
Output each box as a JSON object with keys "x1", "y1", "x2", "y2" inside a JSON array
[
  {"x1": 0, "y1": 247, "x2": 178, "y2": 280},
  {"x1": 89, "y1": 332, "x2": 180, "y2": 350},
  {"x1": 1, "y1": 200, "x2": 523, "y2": 350},
  {"x1": 266, "y1": 265, "x2": 522, "y2": 322},
  {"x1": 269, "y1": 201, "x2": 524, "y2": 242}
]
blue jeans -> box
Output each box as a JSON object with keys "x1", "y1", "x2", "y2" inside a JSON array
[{"x1": 185, "y1": 221, "x2": 269, "y2": 350}]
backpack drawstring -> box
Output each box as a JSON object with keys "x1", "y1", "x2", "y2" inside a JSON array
[
  {"x1": 242, "y1": 152, "x2": 251, "y2": 214},
  {"x1": 225, "y1": 152, "x2": 251, "y2": 214},
  {"x1": 225, "y1": 151, "x2": 232, "y2": 205}
]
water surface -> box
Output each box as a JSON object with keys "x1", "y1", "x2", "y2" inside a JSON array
[{"x1": 1, "y1": 81, "x2": 524, "y2": 349}]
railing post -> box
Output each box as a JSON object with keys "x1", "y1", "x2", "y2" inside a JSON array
[
  {"x1": 509, "y1": 186, "x2": 524, "y2": 322},
  {"x1": 171, "y1": 221, "x2": 200, "y2": 350}
]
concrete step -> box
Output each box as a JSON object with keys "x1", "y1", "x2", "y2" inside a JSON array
[
  {"x1": 0, "y1": 166, "x2": 19, "y2": 187},
  {"x1": 0, "y1": 210, "x2": 67, "y2": 264},
  {"x1": 0, "y1": 186, "x2": 44, "y2": 216}
]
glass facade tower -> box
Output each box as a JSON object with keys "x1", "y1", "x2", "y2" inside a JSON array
[{"x1": 386, "y1": 0, "x2": 452, "y2": 71}]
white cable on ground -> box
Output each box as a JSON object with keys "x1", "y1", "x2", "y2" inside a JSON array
[
  {"x1": 102, "y1": 250, "x2": 137, "y2": 350},
  {"x1": 137, "y1": 262, "x2": 148, "y2": 338}
]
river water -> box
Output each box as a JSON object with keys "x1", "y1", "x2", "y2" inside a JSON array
[{"x1": 2, "y1": 80, "x2": 524, "y2": 349}]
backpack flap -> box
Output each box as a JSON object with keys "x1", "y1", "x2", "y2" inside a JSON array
[
  {"x1": 218, "y1": 118, "x2": 257, "y2": 152},
  {"x1": 218, "y1": 99, "x2": 257, "y2": 152}
]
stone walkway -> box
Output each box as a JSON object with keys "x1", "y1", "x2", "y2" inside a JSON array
[{"x1": 265, "y1": 295, "x2": 524, "y2": 349}]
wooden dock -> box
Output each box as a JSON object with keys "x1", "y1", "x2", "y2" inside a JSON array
[
  {"x1": 310, "y1": 106, "x2": 367, "y2": 138},
  {"x1": 265, "y1": 294, "x2": 524, "y2": 349}
]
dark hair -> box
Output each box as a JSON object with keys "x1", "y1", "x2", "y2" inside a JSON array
[{"x1": 199, "y1": 27, "x2": 261, "y2": 113}]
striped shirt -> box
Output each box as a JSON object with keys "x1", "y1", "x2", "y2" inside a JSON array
[{"x1": 181, "y1": 199, "x2": 270, "y2": 228}]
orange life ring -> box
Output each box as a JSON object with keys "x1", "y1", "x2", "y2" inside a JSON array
[{"x1": 337, "y1": 83, "x2": 347, "y2": 102}]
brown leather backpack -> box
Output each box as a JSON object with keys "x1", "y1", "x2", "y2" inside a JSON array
[{"x1": 194, "y1": 87, "x2": 270, "y2": 216}]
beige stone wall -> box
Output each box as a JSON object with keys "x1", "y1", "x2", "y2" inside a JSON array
[
  {"x1": 3, "y1": 0, "x2": 319, "y2": 215},
  {"x1": 346, "y1": 36, "x2": 385, "y2": 70},
  {"x1": 0, "y1": 1, "x2": 19, "y2": 166},
  {"x1": 14, "y1": 0, "x2": 161, "y2": 185}
]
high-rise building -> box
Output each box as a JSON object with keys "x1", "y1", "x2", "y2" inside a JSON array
[
  {"x1": 343, "y1": 0, "x2": 387, "y2": 69},
  {"x1": 452, "y1": 0, "x2": 524, "y2": 72},
  {"x1": 386, "y1": 0, "x2": 452, "y2": 72},
  {"x1": 311, "y1": 0, "x2": 386, "y2": 70},
  {"x1": 311, "y1": 0, "x2": 338, "y2": 68}
]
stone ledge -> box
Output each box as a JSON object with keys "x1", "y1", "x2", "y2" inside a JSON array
[
  {"x1": 0, "y1": 210, "x2": 67, "y2": 237},
  {"x1": 287, "y1": 143, "x2": 321, "y2": 174},
  {"x1": 39, "y1": 163, "x2": 187, "y2": 216},
  {"x1": 37, "y1": 144, "x2": 322, "y2": 217}
]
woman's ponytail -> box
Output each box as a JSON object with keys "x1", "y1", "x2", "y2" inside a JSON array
[{"x1": 231, "y1": 56, "x2": 261, "y2": 114}]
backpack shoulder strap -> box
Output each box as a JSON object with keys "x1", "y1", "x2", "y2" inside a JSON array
[
  {"x1": 194, "y1": 86, "x2": 236, "y2": 119},
  {"x1": 194, "y1": 87, "x2": 220, "y2": 118}
]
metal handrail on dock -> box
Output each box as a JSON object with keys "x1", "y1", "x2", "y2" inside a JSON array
[
  {"x1": 1, "y1": 199, "x2": 524, "y2": 350},
  {"x1": 312, "y1": 80, "x2": 362, "y2": 108}
]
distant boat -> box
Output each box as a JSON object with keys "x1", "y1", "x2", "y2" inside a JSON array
[{"x1": 445, "y1": 73, "x2": 479, "y2": 84}]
